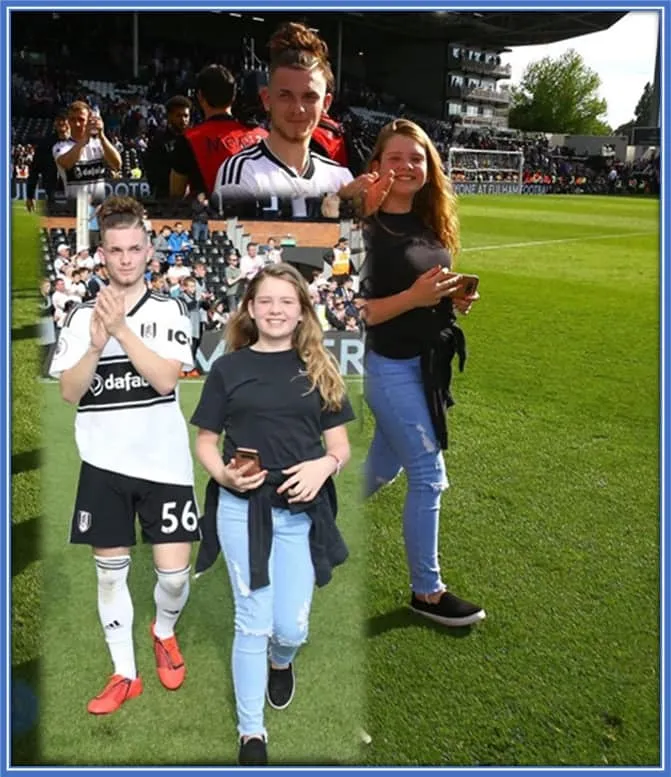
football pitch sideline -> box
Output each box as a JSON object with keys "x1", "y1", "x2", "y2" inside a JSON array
[{"x1": 12, "y1": 195, "x2": 661, "y2": 766}]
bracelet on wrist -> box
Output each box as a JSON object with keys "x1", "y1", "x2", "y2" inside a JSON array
[{"x1": 326, "y1": 452, "x2": 343, "y2": 477}]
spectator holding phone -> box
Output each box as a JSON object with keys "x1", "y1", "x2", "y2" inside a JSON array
[
  {"x1": 345, "y1": 118, "x2": 485, "y2": 628},
  {"x1": 190, "y1": 263, "x2": 354, "y2": 766}
]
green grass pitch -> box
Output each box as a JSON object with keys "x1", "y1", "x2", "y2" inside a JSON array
[{"x1": 11, "y1": 194, "x2": 660, "y2": 766}]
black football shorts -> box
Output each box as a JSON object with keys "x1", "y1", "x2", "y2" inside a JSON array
[{"x1": 70, "y1": 462, "x2": 201, "y2": 548}]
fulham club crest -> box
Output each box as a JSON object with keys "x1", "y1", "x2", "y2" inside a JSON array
[
  {"x1": 141, "y1": 322, "x2": 157, "y2": 340},
  {"x1": 77, "y1": 510, "x2": 92, "y2": 533}
]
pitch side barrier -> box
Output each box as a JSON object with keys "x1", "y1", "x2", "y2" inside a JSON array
[
  {"x1": 16, "y1": 177, "x2": 656, "y2": 201},
  {"x1": 43, "y1": 328, "x2": 365, "y2": 379},
  {"x1": 453, "y1": 182, "x2": 550, "y2": 195},
  {"x1": 197, "y1": 329, "x2": 364, "y2": 376},
  {"x1": 12, "y1": 178, "x2": 152, "y2": 201},
  {"x1": 12, "y1": 177, "x2": 545, "y2": 201}
]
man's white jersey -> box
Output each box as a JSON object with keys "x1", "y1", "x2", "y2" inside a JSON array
[
  {"x1": 53, "y1": 137, "x2": 107, "y2": 202},
  {"x1": 49, "y1": 291, "x2": 195, "y2": 486},
  {"x1": 213, "y1": 140, "x2": 353, "y2": 207}
]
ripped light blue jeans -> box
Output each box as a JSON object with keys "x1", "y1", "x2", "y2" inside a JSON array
[
  {"x1": 217, "y1": 487, "x2": 315, "y2": 737},
  {"x1": 364, "y1": 350, "x2": 449, "y2": 595}
]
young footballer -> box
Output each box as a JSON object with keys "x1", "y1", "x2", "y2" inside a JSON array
[{"x1": 50, "y1": 195, "x2": 200, "y2": 714}]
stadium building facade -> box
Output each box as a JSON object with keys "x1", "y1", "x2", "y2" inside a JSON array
[{"x1": 445, "y1": 43, "x2": 512, "y2": 128}]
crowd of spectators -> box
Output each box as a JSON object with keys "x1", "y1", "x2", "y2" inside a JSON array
[
  {"x1": 40, "y1": 220, "x2": 364, "y2": 371},
  {"x1": 12, "y1": 141, "x2": 34, "y2": 180},
  {"x1": 308, "y1": 271, "x2": 364, "y2": 335}
]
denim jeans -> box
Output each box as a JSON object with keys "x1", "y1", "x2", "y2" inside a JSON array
[
  {"x1": 364, "y1": 350, "x2": 449, "y2": 595},
  {"x1": 216, "y1": 487, "x2": 315, "y2": 737},
  {"x1": 192, "y1": 222, "x2": 209, "y2": 242}
]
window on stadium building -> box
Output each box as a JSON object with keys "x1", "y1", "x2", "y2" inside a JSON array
[
  {"x1": 465, "y1": 104, "x2": 479, "y2": 116},
  {"x1": 448, "y1": 102, "x2": 462, "y2": 115}
]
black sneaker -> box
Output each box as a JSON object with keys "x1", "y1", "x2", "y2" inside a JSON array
[
  {"x1": 238, "y1": 735, "x2": 268, "y2": 766},
  {"x1": 410, "y1": 590, "x2": 486, "y2": 627},
  {"x1": 266, "y1": 663, "x2": 295, "y2": 710}
]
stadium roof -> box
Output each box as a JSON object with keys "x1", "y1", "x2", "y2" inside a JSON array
[{"x1": 338, "y1": 11, "x2": 627, "y2": 48}]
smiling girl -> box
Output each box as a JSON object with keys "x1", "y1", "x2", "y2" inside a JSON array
[
  {"x1": 190, "y1": 263, "x2": 354, "y2": 765},
  {"x1": 347, "y1": 119, "x2": 486, "y2": 629}
]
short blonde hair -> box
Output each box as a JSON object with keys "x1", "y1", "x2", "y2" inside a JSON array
[{"x1": 68, "y1": 100, "x2": 90, "y2": 117}]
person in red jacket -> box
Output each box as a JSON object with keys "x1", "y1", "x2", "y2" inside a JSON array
[
  {"x1": 311, "y1": 114, "x2": 349, "y2": 168},
  {"x1": 170, "y1": 65, "x2": 268, "y2": 198}
]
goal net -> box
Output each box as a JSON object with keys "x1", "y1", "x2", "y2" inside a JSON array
[{"x1": 447, "y1": 148, "x2": 524, "y2": 194}]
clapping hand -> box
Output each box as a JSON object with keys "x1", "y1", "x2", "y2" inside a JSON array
[
  {"x1": 86, "y1": 114, "x2": 104, "y2": 139},
  {"x1": 94, "y1": 287, "x2": 126, "y2": 337},
  {"x1": 90, "y1": 309, "x2": 110, "y2": 351}
]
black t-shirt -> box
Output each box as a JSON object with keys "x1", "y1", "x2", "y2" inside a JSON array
[
  {"x1": 172, "y1": 133, "x2": 205, "y2": 196},
  {"x1": 360, "y1": 210, "x2": 456, "y2": 359},
  {"x1": 144, "y1": 126, "x2": 180, "y2": 199},
  {"x1": 27, "y1": 132, "x2": 61, "y2": 198},
  {"x1": 190, "y1": 347, "x2": 355, "y2": 470}
]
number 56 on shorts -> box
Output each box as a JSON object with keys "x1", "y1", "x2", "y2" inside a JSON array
[{"x1": 161, "y1": 500, "x2": 199, "y2": 535}]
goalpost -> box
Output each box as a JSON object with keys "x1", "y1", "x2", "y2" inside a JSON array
[{"x1": 447, "y1": 147, "x2": 525, "y2": 194}]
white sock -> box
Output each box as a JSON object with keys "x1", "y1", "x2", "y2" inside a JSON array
[
  {"x1": 153, "y1": 566, "x2": 190, "y2": 639},
  {"x1": 94, "y1": 555, "x2": 136, "y2": 680}
]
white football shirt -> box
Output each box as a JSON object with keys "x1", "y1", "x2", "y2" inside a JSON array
[
  {"x1": 49, "y1": 291, "x2": 195, "y2": 485},
  {"x1": 53, "y1": 137, "x2": 107, "y2": 202},
  {"x1": 213, "y1": 140, "x2": 353, "y2": 216}
]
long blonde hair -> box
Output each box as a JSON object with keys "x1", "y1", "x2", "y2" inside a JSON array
[
  {"x1": 225, "y1": 263, "x2": 346, "y2": 411},
  {"x1": 367, "y1": 119, "x2": 461, "y2": 258}
]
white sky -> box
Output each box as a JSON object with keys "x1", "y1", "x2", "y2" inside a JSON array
[{"x1": 501, "y1": 11, "x2": 660, "y2": 130}]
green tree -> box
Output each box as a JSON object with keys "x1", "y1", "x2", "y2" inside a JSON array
[
  {"x1": 613, "y1": 82, "x2": 654, "y2": 139},
  {"x1": 614, "y1": 119, "x2": 634, "y2": 137},
  {"x1": 634, "y1": 81, "x2": 653, "y2": 126},
  {"x1": 508, "y1": 49, "x2": 611, "y2": 134}
]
